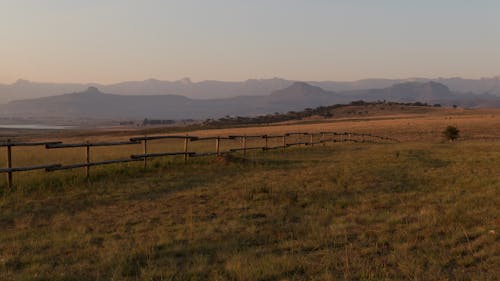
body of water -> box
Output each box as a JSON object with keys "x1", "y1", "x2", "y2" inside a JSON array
[{"x1": 0, "y1": 124, "x2": 74, "y2": 130}]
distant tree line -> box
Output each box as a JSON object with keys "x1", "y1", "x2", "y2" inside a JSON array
[
  {"x1": 143, "y1": 118, "x2": 175, "y2": 126},
  {"x1": 203, "y1": 100, "x2": 439, "y2": 127}
]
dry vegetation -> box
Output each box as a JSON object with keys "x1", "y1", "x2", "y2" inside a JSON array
[{"x1": 0, "y1": 108, "x2": 499, "y2": 280}]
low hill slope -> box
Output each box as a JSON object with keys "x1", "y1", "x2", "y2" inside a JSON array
[{"x1": 2, "y1": 82, "x2": 500, "y2": 120}]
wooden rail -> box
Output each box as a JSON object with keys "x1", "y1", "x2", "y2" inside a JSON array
[
  {"x1": 46, "y1": 140, "x2": 140, "y2": 148},
  {"x1": 1, "y1": 139, "x2": 64, "y2": 190},
  {"x1": 0, "y1": 141, "x2": 62, "y2": 147},
  {"x1": 228, "y1": 135, "x2": 265, "y2": 139},
  {"x1": 189, "y1": 151, "x2": 232, "y2": 157},
  {"x1": 263, "y1": 146, "x2": 286, "y2": 151},
  {"x1": 285, "y1": 132, "x2": 310, "y2": 136},
  {"x1": 0, "y1": 164, "x2": 62, "y2": 173},
  {"x1": 46, "y1": 159, "x2": 141, "y2": 171},
  {"x1": 286, "y1": 142, "x2": 310, "y2": 147},
  {"x1": 229, "y1": 146, "x2": 266, "y2": 152},
  {"x1": 191, "y1": 136, "x2": 232, "y2": 141},
  {"x1": 130, "y1": 135, "x2": 197, "y2": 141},
  {"x1": 45, "y1": 140, "x2": 143, "y2": 178},
  {"x1": 1, "y1": 131, "x2": 397, "y2": 190},
  {"x1": 131, "y1": 152, "x2": 196, "y2": 159}
]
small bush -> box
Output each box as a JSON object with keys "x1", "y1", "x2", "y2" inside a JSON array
[{"x1": 443, "y1": 126, "x2": 460, "y2": 141}]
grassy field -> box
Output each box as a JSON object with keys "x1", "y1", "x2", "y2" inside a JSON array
[
  {"x1": 0, "y1": 109, "x2": 499, "y2": 280},
  {"x1": 2, "y1": 106, "x2": 500, "y2": 144},
  {"x1": 0, "y1": 140, "x2": 499, "y2": 280},
  {"x1": 1, "y1": 107, "x2": 499, "y2": 173}
]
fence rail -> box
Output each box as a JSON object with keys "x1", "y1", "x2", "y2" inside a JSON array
[
  {"x1": 46, "y1": 159, "x2": 141, "y2": 171},
  {"x1": 130, "y1": 135, "x2": 196, "y2": 142},
  {"x1": 0, "y1": 141, "x2": 62, "y2": 147},
  {"x1": 0, "y1": 163, "x2": 62, "y2": 173},
  {"x1": 46, "y1": 140, "x2": 140, "y2": 149},
  {"x1": 131, "y1": 152, "x2": 196, "y2": 159},
  {"x1": 1, "y1": 131, "x2": 398, "y2": 190}
]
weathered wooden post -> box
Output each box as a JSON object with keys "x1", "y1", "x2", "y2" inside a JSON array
[
  {"x1": 143, "y1": 137, "x2": 148, "y2": 169},
  {"x1": 242, "y1": 135, "x2": 247, "y2": 156},
  {"x1": 6, "y1": 139, "x2": 12, "y2": 190},
  {"x1": 321, "y1": 132, "x2": 325, "y2": 146},
  {"x1": 184, "y1": 135, "x2": 189, "y2": 164},
  {"x1": 310, "y1": 133, "x2": 314, "y2": 147},
  {"x1": 264, "y1": 135, "x2": 268, "y2": 152},
  {"x1": 85, "y1": 140, "x2": 90, "y2": 178},
  {"x1": 282, "y1": 135, "x2": 286, "y2": 152},
  {"x1": 215, "y1": 136, "x2": 220, "y2": 156}
]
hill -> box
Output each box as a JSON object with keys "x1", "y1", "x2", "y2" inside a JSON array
[
  {"x1": 203, "y1": 100, "x2": 442, "y2": 128},
  {"x1": 2, "y1": 82, "x2": 500, "y2": 120},
  {"x1": 1, "y1": 76, "x2": 500, "y2": 104}
]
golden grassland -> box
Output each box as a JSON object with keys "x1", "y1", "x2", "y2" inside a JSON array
[
  {"x1": 0, "y1": 108, "x2": 499, "y2": 280},
  {"x1": 1, "y1": 107, "x2": 499, "y2": 174},
  {"x1": 2, "y1": 106, "x2": 500, "y2": 144}
]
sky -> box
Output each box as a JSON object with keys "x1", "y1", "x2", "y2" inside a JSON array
[{"x1": 1, "y1": 0, "x2": 499, "y2": 84}]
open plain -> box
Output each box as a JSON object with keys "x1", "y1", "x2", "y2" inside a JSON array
[{"x1": 0, "y1": 107, "x2": 499, "y2": 280}]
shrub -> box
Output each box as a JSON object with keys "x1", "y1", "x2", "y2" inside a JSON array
[{"x1": 443, "y1": 126, "x2": 460, "y2": 141}]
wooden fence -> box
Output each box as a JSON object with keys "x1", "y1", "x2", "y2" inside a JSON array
[{"x1": 1, "y1": 131, "x2": 398, "y2": 189}]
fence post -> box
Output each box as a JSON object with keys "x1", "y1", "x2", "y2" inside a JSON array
[
  {"x1": 310, "y1": 134, "x2": 314, "y2": 147},
  {"x1": 282, "y1": 135, "x2": 286, "y2": 152},
  {"x1": 216, "y1": 136, "x2": 220, "y2": 156},
  {"x1": 184, "y1": 135, "x2": 189, "y2": 164},
  {"x1": 242, "y1": 135, "x2": 247, "y2": 156},
  {"x1": 321, "y1": 133, "x2": 325, "y2": 146},
  {"x1": 6, "y1": 139, "x2": 12, "y2": 190},
  {"x1": 85, "y1": 140, "x2": 90, "y2": 179},
  {"x1": 143, "y1": 138, "x2": 148, "y2": 169},
  {"x1": 264, "y1": 135, "x2": 268, "y2": 152}
]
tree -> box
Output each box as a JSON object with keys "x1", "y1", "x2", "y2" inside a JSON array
[{"x1": 443, "y1": 126, "x2": 460, "y2": 141}]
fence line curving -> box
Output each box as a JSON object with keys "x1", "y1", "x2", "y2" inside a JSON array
[{"x1": 1, "y1": 131, "x2": 398, "y2": 190}]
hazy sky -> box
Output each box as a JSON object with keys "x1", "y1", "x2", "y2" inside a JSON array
[{"x1": 1, "y1": 0, "x2": 499, "y2": 83}]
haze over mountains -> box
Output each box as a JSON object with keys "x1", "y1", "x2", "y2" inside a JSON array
[
  {"x1": 1, "y1": 76, "x2": 500, "y2": 104},
  {"x1": 2, "y1": 81, "x2": 500, "y2": 120}
]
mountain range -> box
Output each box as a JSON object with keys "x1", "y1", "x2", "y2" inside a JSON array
[
  {"x1": 1, "y1": 76, "x2": 500, "y2": 104},
  {"x1": 2, "y1": 81, "x2": 500, "y2": 120}
]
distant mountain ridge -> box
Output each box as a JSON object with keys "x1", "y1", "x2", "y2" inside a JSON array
[
  {"x1": 1, "y1": 76, "x2": 500, "y2": 104},
  {"x1": 2, "y1": 81, "x2": 500, "y2": 120}
]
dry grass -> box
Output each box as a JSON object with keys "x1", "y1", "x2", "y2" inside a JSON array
[
  {"x1": 3, "y1": 107, "x2": 500, "y2": 144},
  {"x1": 108, "y1": 107, "x2": 496, "y2": 144},
  {"x1": 2, "y1": 108, "x2": 499, "y2": 173},
  {"x1": 0, "y1": 109, "x2": 499, "y2": 280},
  {"x1": 175, "y1": 108, "x2": 500, "y2": 143},
  {"x1": 0, "y1": 141, "x2": 498, "y2": 280}
]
